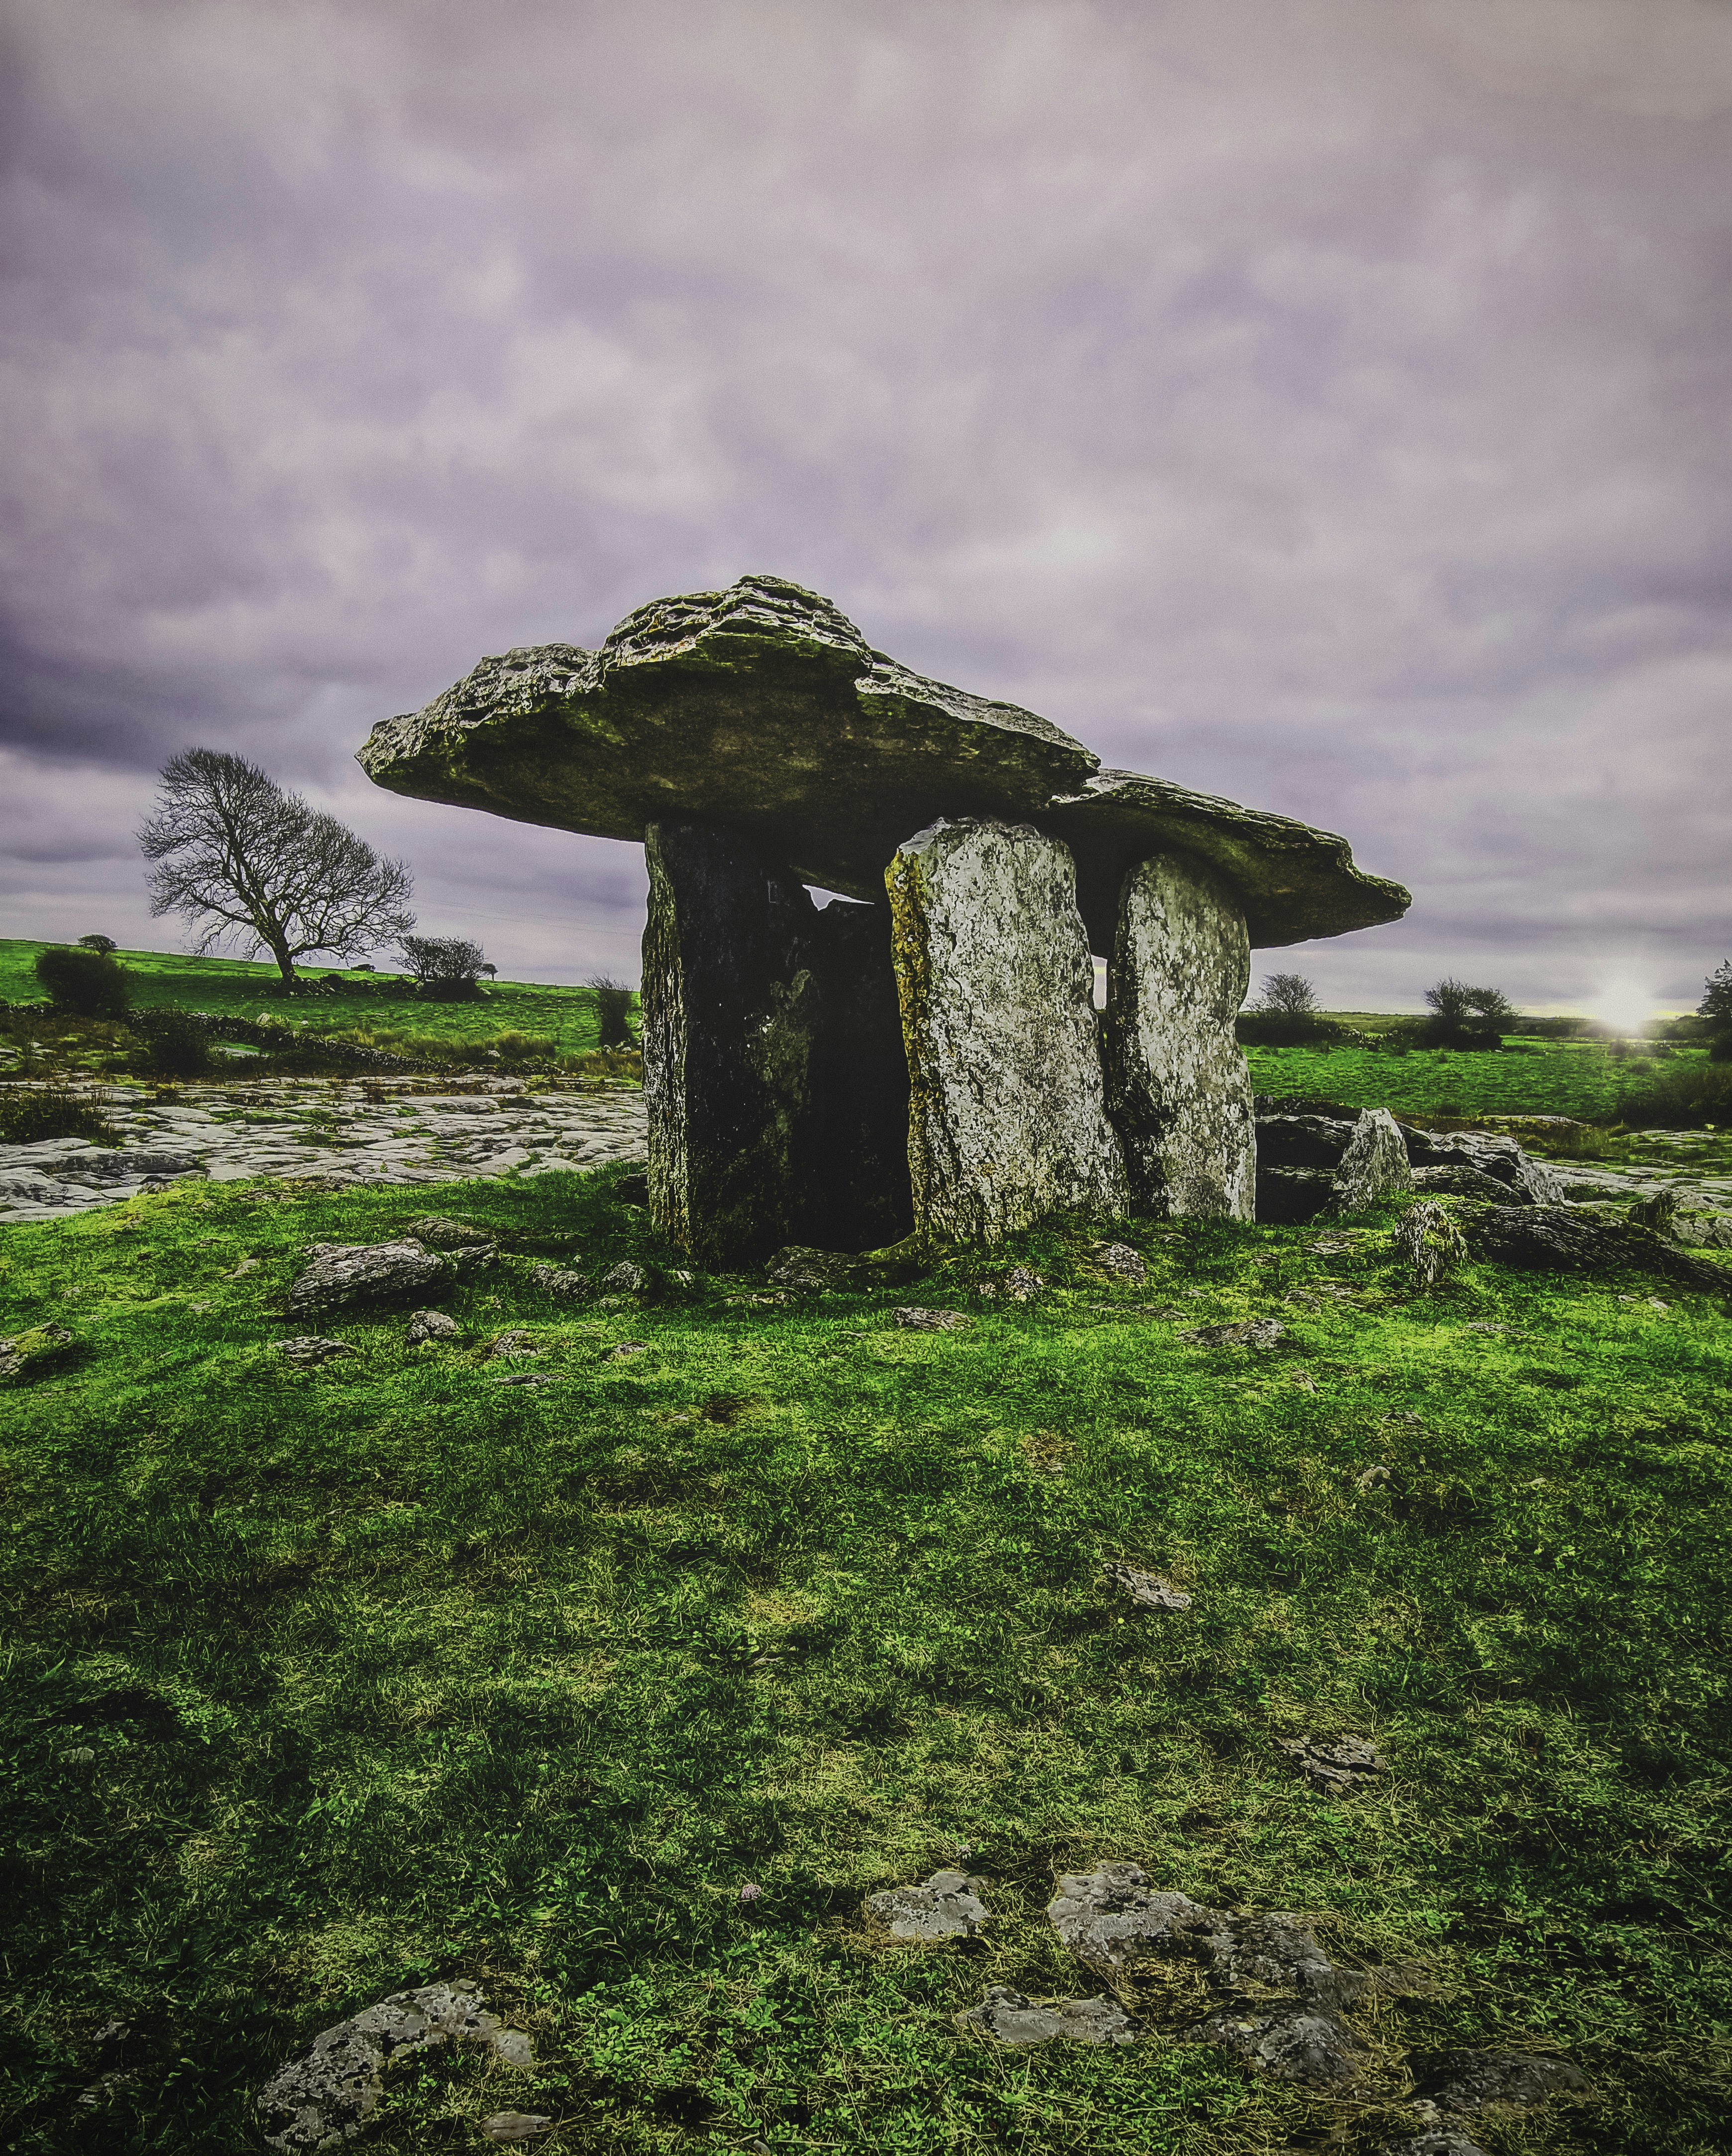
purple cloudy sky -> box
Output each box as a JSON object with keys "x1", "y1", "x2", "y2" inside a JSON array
[{"x1": 3, "y1": 0, "x2": 1729, "y2": 1014}]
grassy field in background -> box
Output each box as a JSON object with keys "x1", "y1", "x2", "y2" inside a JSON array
[
  {"x1": 1, "y1": 1168, "x2": 1729, "y2": 2153},
  {"x1": 1241, "y1": 1039, "x2": 1699, "y2": 1125}
]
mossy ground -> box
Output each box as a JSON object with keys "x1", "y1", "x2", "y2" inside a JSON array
[{"x1": 1, "y1": 1168, "x2": 1728, "y2": 2153}]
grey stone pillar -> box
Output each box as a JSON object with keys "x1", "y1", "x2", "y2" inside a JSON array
[
  {"x1": 1103, "y1": 851, "x2": 1255, "y2": 1219},
  {"x1": 885, "y1": 817, "x2": 1128, "y2": 1243},
  {"x1": 642, "y1": 820, "x2": 910, "y2": 1264}
]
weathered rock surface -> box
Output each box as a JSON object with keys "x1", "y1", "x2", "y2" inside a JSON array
[
  {"x1": 892, "y1": 1305, "x2": 972, "y2": 1332},
  {"x1": 1276, "y1": 1732, "x2": 1388, "y2": 1794},
  {"x1": 1329, "y1": 1108, "x2": 1412, "y2": 1214},
  {"x1": 405, "y1": 1309, "x2": 459, "y2": 1344},
  {"x1": 765, "y1": 1245, "x2": 860, "y2": 1290},
  {"x1": 642, "y1": 819, "x2": 911, "y2": 1264},
  {"x1": 1383, "y1": 2135, "x2": 1491, "y2": 2156},
  {"x1": 529, "y1": 1263, "x2": 590, "y2": 1299},
  {"x1": 1409, "y1": 1163, "x2": 1522, "y2": 1204},
  {"x1": 277, "y1": 1336, "x2": 356, "y2": 1368},
  {"x1": 1405, "y1": 1129, "x2": 1565, "y2": 1206},
  {"x1": 1181, "y1": 1317, "x2": 1288, "y2": 1348},
  {"x1": 258, "y1": 1983, "x2": 532, "y2": 2152},
  {"x1": 1047, "y1": 1865, "x2": 1220, "y2": 1971},
  {"x1": 1090, "y1": 1240, "x2": 1148, "y2": 1283},
  {"x1": 1467, "y1": 1206, "x2": 1731, "y2": 1288},
  {"x1": 358, "y1": 572, "x2": 1408, "y2": 952},
  {"x1": 888, "y1": 818, "x2": 1128, "y2": 1242},
  {"x1": 1178, "y1": 2001, "x2": 1368, "y2": 2086},
  {"x1": 1413, "y1": 2049, "x2": 1587, "y2": 2113},
  {"x1": 959, "y1": 1986, "x2": 1140, "y2": 2046},
  {"x1": 401, "y1": 1215, "x2": 494, "y2": 1250},
  {"x1": 598, "y1": 1259, "x2": 649, "y2": 1295},
  {"x1": 479, "y1": 2116, "x2": 553, "y2": 2145},
  {"x1": 1104, "y1": 1561, "x2": 1193, "y2": 1612},
  {"x1": 1103, "y1": 852, "x2": 1255, "y2": 1218},
  {"x1": 866, "y1": 1868, "x2": 989, "y2": 1940},
  {"x1": 0, "y1": 1323, "x2": 75, "y2": 1381},
  {"x1": 286, "y1": 1240, "x2": 453, "y2": 1317},
  {"x1": 1395, "y1": 1201, "x2": 1467, "y2": 1289},
  {"x1": 1255, "y1": 1111, "x2": 1563, "y2": 1225}
]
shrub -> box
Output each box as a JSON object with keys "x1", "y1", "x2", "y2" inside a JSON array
[
  {"x1": 34, "y1": 945, "x2": 130, "y2": 1018},
  {"x1": 0, "y1": 1086, "x2": 119, "y2": 1145},
  {"x1": 492, "y1": 1030, "x2": 558, "y2": 1063},
  {"x1": 129, "y1": 1008, "x2": 214, "y2": 1076},
  {"x1": 402, "y1": 935, "x2": 489, "y2": 1000},
  {"x1": 1616, "y1": 1057, "x2": 1732, "y2": 1129},
  {"x1": 587, "y1": 975, "x2": 637, "y2": 1048},
  {"x1": 1256, "y1": 972, "x2": 1319, "y2": 1017},
  {"x1": 77, "y1": 933, "x2": 118, "y2": 954},
  {"x1": 1237, "y1": 1011, "x2": 1342, "y2": 1047}
]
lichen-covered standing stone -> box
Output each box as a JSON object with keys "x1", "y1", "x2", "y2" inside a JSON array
[
  {"x1": 886, "y1": 818, "x2": 1128, "y2": 1243},
  {"x1": 1104, "y1": 852, "x2": 1255, "y2": 1218}
]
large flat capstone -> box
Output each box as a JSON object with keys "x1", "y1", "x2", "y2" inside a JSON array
[{"x1": 358, "y1": 574, "x2": 1407, "y2": 952}]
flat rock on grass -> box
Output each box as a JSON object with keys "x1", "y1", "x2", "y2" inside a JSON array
[
  {"x1": 479, "y1": 2115, "x2": 553, "y2": 2144},
  {"x1": 276, "y1": 1337, "x2": 355, "y2": 1369},
  {"x1": 1091, "y1": 1240, "x2": 1148, "y2": 1283},
  {"x1": 892, "y1": 1306, "x2": 972, "y2": 1332},
  {"x1": 1046, "y1": 1865, "x2": 1222, "y2": 1971},
  {"x1": 529, "y1": 1262, "x2": 590, "y2": 1299},
  {"x1": 401, "y1": 1215, "x2": 496, "y2": 1251},
  {"x1": 258, "y1": 1984, "x2": 533, "y2": 2153},
  {"x1": 1467, "y1": 1206, "x2": 1731, "y2": 1289},
  {"x1": 866, "y1": 1868, "x2": 990, "y2": 1940},
  {"x1": 405, "y1": 1309, "x2": 459, "y2": 1344},
  {"x1": 1180, "y1": 1317, "x2": 1288, "y2": 1348},
  {"x1": 1104, "y1": 1561, "x2": 1192, "y2": 1611},
  {"x1": 0, "y1": 1324, "x2": 75, "y2": 1381},
  {"x1": 1276, "y1": 1732, "x2": 1388, "y2": 1794},
  {"x1": 287, "y1": 1240, "x2": 453, "y2": 1317},
  {"x1": 765, "y1": 1245, "x2": 860, "y2": 1290},
  {"x1": 1179, "y1": 2001, "x2": 1368, "y2": 2087},
  {"x1": 959, "y1": 1986, "x2": 1140, "y2": 2046},
  {"x1": 1414, "y1": 2049, "x2": 1587, "y2": 2113}
]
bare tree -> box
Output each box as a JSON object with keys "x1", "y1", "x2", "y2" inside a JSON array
[
  {"x1": 1257, "y1": 972, "x2": 1319, "y2": 1016},
  {"x1": 401, "y1": 935, "x2": 490, "y2": 997},
  {"x1": 139, "y1": 749, "x2": 416, "y2": 982},
  {"x1": 1425, "y1": 978, "x2": 1514, "y2": 1030}
]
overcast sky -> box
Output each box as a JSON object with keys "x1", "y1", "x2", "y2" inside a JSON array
[{"x1": 3, "y1": 0, "x2": 1729, "y2": 1013}]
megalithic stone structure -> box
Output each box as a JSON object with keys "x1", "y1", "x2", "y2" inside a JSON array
[
  {"x1": 1104, "y1": 853, "x2": 1257, "y2": 1219},
  {"x1": 357, "y1": 572, "x2": 1411, "y2": 1252},
  {"x1": 886, "y1": 819, "x2": 1128, "y2": 1242}
]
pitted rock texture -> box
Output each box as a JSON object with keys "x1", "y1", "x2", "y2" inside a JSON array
[
  {"x1": 1103, "y1": 851, "x2": 1256, "y2": 1218},
  {"x1": 1409, "y1": 1164, "x2": 1522, "y2": 1204},
  {"x1": 1414, "y1": 2049, "x2": 1588, "y2": 2113},
  {"x1": 892, "y1": 1305, "x2": 972, "y2": 1332},
  {"x1": 259, "y1": 1983, "x2": 533, "y2": 2152},
  {"x1": 1090, "y1": 1240, "x2": 1148, "y2": 1283},
  {"x1": 286, "y1": 1240, "x2": 453, "y2": 1317},
  {"x1": 1104, "y1": 1562, "x2": 1193, "y2": 1612},
  {"x1": 405, "y1": 1310, "x2": 459, "y2": 1345},
  {"x1": 887, "y1": 819, "x2": 1128, "y2": 1244},
  {"x1": 1396, "y1": 1201, "x2": 1467, "y2": 1289},
  {"x1": 866, "y1": 1868, "x2": 989, "y2": 1940},
  {"x1": 959, "y1": 1986, "x2": 1141, "y2": 2046},
  {"x1": 277, "y1": 1336, "x2": 356, "y2": 1368},
  {"x1": 642, "y1": 819, "x2": 911, "y2": 1265},
  {"x1": 1046, "y1": 1864, "x2": 1221, "y2": 1971},
  {"x1": 1178, "y1": 2001, "x2": 1368, "y2": 2086},
  {"x1": 1467, "y1": 1206, "x2": 1731, "y2": 1289},
  {"x1": 1330, "y1": 1108, "x2": 1413, "y2": 1215},
  {"x1": 1181, "y1": 1317, "x2": 1288, "y2": 1349},
  {"x1": 529, "y1": 1264, "x2": 589, "y2": 1299},
  {"x1": 357, "y1": 571, "x2": 1407, "y2": 951},
  {"x1": 1276, "y1": 1732, "x2": 1388, "y2": 1794}
]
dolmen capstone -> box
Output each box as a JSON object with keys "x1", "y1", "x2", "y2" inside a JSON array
[{"x1": 359, "y1": 574, "x2": 1408, "y2": 1259}]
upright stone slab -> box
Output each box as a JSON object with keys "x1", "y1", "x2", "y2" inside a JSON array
[
  {"x1": 1104, "y1": 852, "x2": 1255, "y2": 1219},
  {"x1": 886, "y1": 818, "x2": 1128, "y2": 1243},
  {"x1": 642, "y1": 821, "x2": 909, "y2": 1263}
]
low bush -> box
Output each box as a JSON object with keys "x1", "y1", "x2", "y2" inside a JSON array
[
  {"x1": 1617, "y1": 1057, "x2": 1732, "y2": 1129},
  {"x1": 33, "y1": 945, "x2": 130, "y2": 1018},
  {"x1": 1235, "y1": 1011, "x2": 1342, "y2": 1047},
  {"x1": 129, "y1": 1008, "x2": 215, "y2": 1076},
  {"x1": 588, "y1": 974, "x2": 637, "y2": 1048},
  {"x1": 0, "y1": 1085, "x2": 119, "y2": 1145},
  {"x1": 492, "y1": 1029, "x2": 558, "y2": 1063}
]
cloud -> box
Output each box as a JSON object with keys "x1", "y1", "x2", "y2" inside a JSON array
[{"x1": 1, "y1": 0, "x2": 1729, "y2": 1009}]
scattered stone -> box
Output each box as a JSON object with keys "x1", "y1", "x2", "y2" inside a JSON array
[
  {"x1": 1275, "y1": 1732, "x2": 1388, "y2": 1794},
  {"x1": 892, "y1": 1306, "x2": 972, "y2": 1332},
  {"x1": 1180, "y1": 1317, "x2": 1288, "y2": 1348},
  {"x1": 1103, "y1": 850, "x2": 1256, "y2": 1219},
  {"x1": 1383, "y1": 2136, "x2": 1491, "y2": 2156},
  {"x1": 765, "y1": 1245, "x2": 860, "y2": 1290},
  {"x1": 1466, "y1": 1206, "x2": 1730, "y2": 1289},
  {"x1": 529, "y1": 1263, "x2": 590, "y2": 1299},
  {"x1": 1046, "y1": 1864, "x2": 1220, "y2": 1971},
  {"x1": 887, "y1": 817, "x2": 1129, "y2": 1243},
  {"x1": 866, "y1": 1868, "x2": 990, "y2": 1940},
  {"x1": 1409, "y1": 1164, "x2": 1521, "y2": 1205},
  {"x1": 276, "y1": 1336, "x2": 356, "y2": 1369},
  {"x1": 985, "y1": 1265, "x2": 1046, "y2": 1301},
  {"x1": 258, "y1": 1983, "x2": 533, "y2": 2153},
  {"x1": 959, "y1": 1986, "x2": 1141, "y2": 2047},
  {"x1": 492, "y1": 1372, "x2": 555, "y2": 1386},
  {"x1": 605, "y1": 1342, "x2": 648, "y2": 1361},
  {"x1": 490, "y1": 1330, "x2": 541, "y2": 1358},
  {"x1": 0, "y1": 1323, "x2": 76, "y2": 1381},
  {"x1": 286, "y1": 1239, "x2": 453, "y2": 1317},
  {"x1": 402, "y1": 1215, "x2": 495, "y2": 1250},
  {"x1": 598, "y1": 1259, "x2": 649, "y2": 1295},
  {"x1": 1090, "y1": 1240, "x2": 1148, "y2": 1284},
  {"x1": 405, "y1": 1310, "x2": 459, "y2": 1345},
  {"x1": 1178, "y1": 2001, "x2": 1368, "y2": 2086},
  {"x1": 1330, "y1": 1108, "x2": 1413, "y2": 1215},
  {"x1": 1395, "y1": 1201, "x2": 1468, "y2": 1289},
  {"x1": 1414, "y1": 2049, "x2": 1587, "y2": 2114},
  {"x1": 479, "y1": 2117, "x2": 553, "y2": 2145},
  {"x1": 1104, "y1": 1561, "x2": 1192, "y2": 1612}
]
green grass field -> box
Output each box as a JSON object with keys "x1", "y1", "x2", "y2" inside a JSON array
[
  {"x1": 2, "y1": 1170, "x2": 1728, "y2": 2153},
  {"x1": 1242, "y1": 1039, "x2": 1691, "y2": 1124}
]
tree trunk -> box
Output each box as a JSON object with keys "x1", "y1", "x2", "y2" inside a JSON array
[{"x1": 268, "y1": 941, "x2": 297, "y2": 982}]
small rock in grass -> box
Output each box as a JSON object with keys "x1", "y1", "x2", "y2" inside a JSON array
[
  {"x1": 866, "y1": 1868, "x2": 989, "y2": 1940},
  {"x1": 0, "y1": 1324, "x2": 76, "y2": 1382},
  {"x1": 1414, "y1": 2049, "x2": 1587, "y2": 2114},
  {"x1": 1180, "y1": 1317, "x2": 1287, "y2": 1348},
  {"x1": 490, "y1": 1329, "x2": 541, "y2": 1358},
  {"x1": 1046, "y1": 1864, "x2": 1221, "y2": 1971},
  {"x1": 605, "y1": 1342, "x2": 647, "y2": 1361},
  {"x1": 959, "y1": 1986, "x2": 1140, "y2": 2047},
  {"x1": 599, "y1": 1259, "x2": 648, "y2": 1295},
  {"x1": 492, "y1": 1372, "x2": 554, "y2": 1386},
  {"x1": 479, "y1": 2115, "x2": 553, "y2": 2144},
  {"x1": 402, "y1": 1215, "x2": 494, "y2": 1250},
  {"x1": 892, "y1": 1306, "x2": 972, "y2": 1332},
  {"x1": 1178, "y1": 2001, "x2": 1368, "y2": 2087},
  {"x1": 765, "y1": 1245, "x2": 859, "y2": 1290},
  {"x1": 1383, "y1": 2136, "x2": 1492, "y2": 2156},
  {"x1": 1275, "y1": 1732, "x2": 1387, "y2": 1794},
  {"x1": 277, "y1": 1336, "x2": 355, "y2": 1369},
  {"x1": 1104, "y1": 1561, "x2": 1192, "y2": 1612},
  {"x1": 1395, "y1": 1200, "x2": 1467, "y2": 1290},
  {"x1": 530, "y1": 1262, "x2": 590, "y2": 1299},
  {"x1": 287, "y1": 1240, "x2": 453, "y2": 1317},
  {"x1": 1091, "y1": 1240, "x2": 1148, "y2": 1284},
  {"x1": 405, "y1": 1310, "x2": 459, "y2": 1345}
]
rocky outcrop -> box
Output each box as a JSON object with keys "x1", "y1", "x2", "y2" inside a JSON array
[
  {"x1": 358, "y1": 573, "x2": 1408, "y2": 953},
  {"x1": 1329, "y1": 1107, "x2": 1412, "y2": 1214},
  {"x1": 286, "y1": 1240, "x2": 453, "y2": 1317},
  {"x1": 1103, "y1": 852, "x2": 1255, "y2": 1218},
  {"x1": 1255, "y1": 1111, "x2": 1560, "y2": 1225},
  {"x1": 887, "y1": 818, "x2": 1128, "y2": 1242},
  {"x1": 1395, "y1": 1201, "x2": 1467, "y2": 1289},
  {"x1": 1412, "y1": 2049, "x2": 1587, "y2": 2113},
  {"x1": 642, "y1": 819, "x2": 910, "y2": 1264},
  {"x1": 1466, "y1": 1206, "x2": 1731, "y2": 1288},
  {"x1": 959, "y1": 1987, "x2": 1140, "y2": 2046},
  {"x1": 1178, "y1": 2001, "x2": 1368, "y2": 2086},
  {"x1": 1404, "y1": 1128, "x2": 1565, "y2": 1206}
]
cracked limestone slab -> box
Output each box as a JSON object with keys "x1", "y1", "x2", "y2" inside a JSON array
[
  {"x1": 1178, "y1": 2001, "x2": 1369, "y2": 2087},
  {"x1": 958, "y1": 1986, "x2": 1140, "y2": 2046},
  {"x1": 866, "y1": 1868, "x2": 990, "y2": 1940}
]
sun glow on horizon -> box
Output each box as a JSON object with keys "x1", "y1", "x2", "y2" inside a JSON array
[{"x1": 1587, "y1": 979, "x2": 1654, "y2": 1035}]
